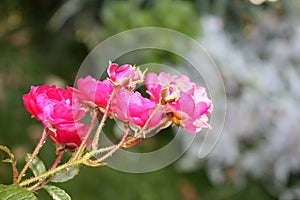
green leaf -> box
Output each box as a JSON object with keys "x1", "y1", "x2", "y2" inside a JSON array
[
  {"x1": 0, "y1": 184, "x2": 38, "y2": 200},
  {"x1": 43, "y1": 185, "x2": 71, "y2": 200},
  {"x1": 51, "y1": 167, "x2": 79, "y2": 183},
  {"x1": 0, "y1": 145, "x2": 15, "y2": 162},
  {"x1": 25, "y1": 154, "x2": 47, "y2": 177}
]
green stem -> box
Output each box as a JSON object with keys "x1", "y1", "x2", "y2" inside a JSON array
[
  {"x1": 72, "y1": 110, "x2": 98, "y2": 160},
  {"x1": 30, "y1": 150, "x2": 64, "y2": 191},
  {"x1": 19, "y1": 145, "x2": 115, "y2": 187},
  {"x1": 17, "y1": 129, "x2": 47, "y2": 183},
  {"x1": 20, "y1": 157, "x2": 87, "y2": 187},
  {"x1": 92, "y1": 86, "x2": 119, "y2": 151},
  {"x1": 26, "y1": 181, "x2": 41, "y2": 191},
  {"x1": 96, "y1": 124, "x2": 130, "y2": 163}
]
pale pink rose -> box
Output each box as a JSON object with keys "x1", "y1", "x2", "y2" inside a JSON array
[
  {"x1": 23, "y1": 85, "x2": 85, "y2": 131},
  {"x1": 72, "y1": 75, "x2": 114, "y2": 109},
  {"x1": 112, "y1": 89, "x2": 164, "y2": 129},
  {"x1": 107, "y1": 63, "x2": 143, "y2": 87},
  {"x1": 167, "y1": 87, "x2": 213, "y2": 133},
  {"x1": 146, "y1": 72, "x2": 213, "y2": 133},
  {"x1": 146, "y1": 72, "x2": 195, "y2": 102}
]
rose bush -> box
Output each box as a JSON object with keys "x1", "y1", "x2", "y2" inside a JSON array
[{"x1": 0, "y1": 63, "x2": 213, "y2": 199}]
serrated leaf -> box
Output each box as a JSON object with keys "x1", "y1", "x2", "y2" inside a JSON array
[
  {"x1": 0, "y1": 184, "x2": 38, "y2": 200},
  {"x1": 44, "y1": 185, "x2": 71, "y2": 200},
  {"x1": 51, "y1": 167, "x2": 79, "y2": 183},
  {"x1": 25, "y1": 154, "x2": 47, "y2": 177}
]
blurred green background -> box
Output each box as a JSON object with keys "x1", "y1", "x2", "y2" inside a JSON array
[{"x1": 0, "y1": 0, "x2": 299, "y2": 199}]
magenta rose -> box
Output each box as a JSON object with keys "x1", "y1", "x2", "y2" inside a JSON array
[
  {"x1": 47, "y1": 124, "x2": 90, "y2": 151},
  {"x1": 23, "y1": 85, "x2": 85, "y2": 131},
  {"x1": 111, "y1": 89, "x2": 164, "y2": 129}
]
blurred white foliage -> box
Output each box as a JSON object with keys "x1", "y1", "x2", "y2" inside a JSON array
[{"x1": 178, "y1": 13, "x2": 300, "y2": 197}]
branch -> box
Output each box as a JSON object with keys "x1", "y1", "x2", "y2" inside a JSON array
[
  {"x1": 95, "y1": 124, "x2": 130, "y2": 163},
  {"x1": 92, "y1": 86, "x2": 119, "y2": 151},
  {"x1": 30, "y1": 149, "x2": 64, "y2": 191},
  {"x1": 72, "y1": 110, "x2": 98, "y2": 160},
  {"x1": 19, "y1": 145, "x2": 114, "y2": 187},
  {"x1": 17, "y1": 129, "x2": 48, "y2": 183}
]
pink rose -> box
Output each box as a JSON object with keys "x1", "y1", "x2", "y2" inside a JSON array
[
  {"x1": 112, "y1": 89, "x2": 164, "y2": 129},
  {"x1": 146, "y1": 72, "x2": 213, "y2": 133},
  {"x1": 107, "y1": 63, "x2": 143, "y2": 87},
  {"x1": 23, "y1": 85, "x2": 85, "y2": 131},
  {"x1": 72, "y1": 75, "x2": 114, "y2": 109},
  {"x1": 146, "y1": 72, "x2": 195, "y2": 102},
  {"x1": 47, "y1": 124, "x2": 90, "y2": 151},
  {"x1": 168, "y1": 87, "x2": 213, "y2": 133}
]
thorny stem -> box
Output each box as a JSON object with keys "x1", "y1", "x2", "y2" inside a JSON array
[
  {"x1": 95, "y1": 124, "x2": 130, "y2": 163},
  {"x1": 50, "y1": 150, "x2": 64, "y2": 170},
  {"x1": 17, "y1": 129, "x2": 47, "y2": 183},
  {"x1": 20, "y1": 157, "x2": 88, "y2": 187},
  {"x1": 72, "y1": 110, "x2": 98, "y2": 160},
  {"x1": 26, "y1": 181, "x2": 42, "y2": 191},
  {"x1": 19, "y1": 145, "x2": 115, "y2": 187},
  {"x1": 29, "y1": 150, "x2": 64, "y2": 192},
  {"x1": 12, "y1": 161, "x2": 19, "y2": 185},
  {"x1": 92, "y1": 86, "x2": 119, "y2": 151}
]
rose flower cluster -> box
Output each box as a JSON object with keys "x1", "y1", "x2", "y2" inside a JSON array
[{"x1": 23, "y1": 63, "x2": 213, "y2": 151}]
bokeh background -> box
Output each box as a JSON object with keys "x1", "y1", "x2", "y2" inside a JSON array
[{"x1": 1, "y1": 0, "x2": 300, "y2": 199}]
